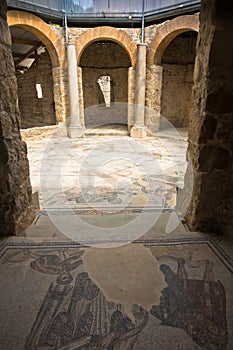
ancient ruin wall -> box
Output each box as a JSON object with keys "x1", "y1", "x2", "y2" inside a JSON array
[
  {"x1": 0, "y1": 0, "x2": 34, "y2": 236},
  {"x1": 161, "y1": 33, "x2": 196, "y2": 127},
  {"x1": 161, "y1": 64, "x2": 194, "y2": 127},
  {"x1": 16, "y1": 51, "x2": 56, "y2": 129},
  {"x1": 184, "y1": 0, "x2": 233, "y2": 236},
  {"x1": 80, "y1": 41, "x2": 130, "y2": 127}
]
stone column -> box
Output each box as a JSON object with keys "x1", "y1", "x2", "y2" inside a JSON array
[
  {"x1": 67, "y1": 43, "x2": 85, "y2": 138},
  {"x1": 145, "y1": 65, "x2": 163, "y2": 134},
  {"x1": 0, "y1": 0, "x2": 35, "y2": 236},
  {"x1": 131, "y1": 43, "x2": 147, "y2": 138}
]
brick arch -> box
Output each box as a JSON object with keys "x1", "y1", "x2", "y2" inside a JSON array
[
  {"x1": 7, "y1": 10, "x2": 64, "y2": 67},
  {"x1": 148, "y1": 14, "x2": 199, "y2": 66},
  {"x1": 76, "y1": 27, "x2": 137, "y2": 67}
]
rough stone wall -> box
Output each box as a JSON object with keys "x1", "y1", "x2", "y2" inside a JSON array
[
  {"x1": 52, "y1": 66, "x2": 69, "y2": 124},
  {"x1": 16, "y1": 51, "x2": 56, "y2": 129},
  {"x1": 70, "y1": 27, "x2": 142, "y2": 47},
  {"x1": 78, "y1": 67, "x2": 85, "y2": 126},
  {"x1": 161, "y1": 64, "x2": 194, "y2": 127},
  {"x1": 80, "y1": 42, "x2": 130, "y2": 127},
  {"x1": 162, "y1": 33, "x2": 197, "y2": 65},
  {"x1": 128, "y1": 67, "x2": 136, "y2": 129},
  {"x1": 145, "y1": 65, "x2": 162, "y2": 133},
  {"x1": 7, "y1": 13, "x2": 199, "y2": 132},
  {"x1": 82, "y1": 68, "x2": 128, "y2": 127},
  {"x1": 48, "y1": 16, "x2": 199, "y2": 131},
  {"x1": 160, "y1": 33, "x2": 196, "y2": 127},
  {"x1": 0, "y1": 0, "x2": 34, "y2": 236},
  {"x1": 80, "y1": 41, "x2": 131, "y2": 68},
  {"x1": 184, "y1": 0, "x2": 233, "y2": 236}
]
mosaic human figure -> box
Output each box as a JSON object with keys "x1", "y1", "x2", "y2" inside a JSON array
[
  {"x1": 25, "y1": 252, "x2": 148, "y2": 350},
  {"x1": 151, "y1": 258, "x2": 228, "y2": 349}
]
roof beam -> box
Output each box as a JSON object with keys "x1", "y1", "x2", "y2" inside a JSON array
[
  {"x1": 15, "y1": 42, "x2": 42, "y2": 67},
  {"x1": 14, "y1": 53, "x2": 38, "y2": 59},
  {"x1": 12, "y1": 38, "x2": 40, "y2": 46}
]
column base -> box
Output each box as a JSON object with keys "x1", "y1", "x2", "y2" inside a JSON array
[
  {"x1": 68, "y1": 126, "x2": 85, "y2": 138},
  {"x1": 130, "y1": 125, "x2": 147, "y2": 138}
]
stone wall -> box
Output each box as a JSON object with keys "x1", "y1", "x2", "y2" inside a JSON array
[
  {"x1": 80, "y1": 41, "x2": 131, "y2": 68},
  {"x1": 184, "y1": 0, "x2": 233, "y2": 236},
  {"x1": 82, "y1": 67, "x2": 128, "y2": 127},
  {"x1": 16, "y1": 51, "x2": 56, "y2": 129},
  {"x1": 162, "y1": 33, "x2": 197, "y2": 65},
  {"x1": 0, "y1": 0, "x2": 34, "y2": 236},
  {"x1": 145, "y1": 65, "x2": 162, "y2": 133},
  {"x1": 52, "y1": 66, "x2": 69, "y2": 124},
  {"x1": 7, "y1": 11, "x2": 199, "y2": 133},
  {"x1": 161, "y1": 64, "x2": 194, "y2": 127},
  {"x1": 80, "y1": 41, "x2": 130, "y2": 127},
  {"x1": 160, "y1": 33, "x2": 196, "y2": 128}
]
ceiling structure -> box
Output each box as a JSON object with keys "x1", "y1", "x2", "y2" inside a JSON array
[
  {"x1": 8, "y1": 0, "x2": 201, "y2": 69},
  {"x1": 7, "y1": 0, "x2": 201, "y2": 26},
  {"x1": 10, "y1": 26, "x2": 44, "y2": 70}
]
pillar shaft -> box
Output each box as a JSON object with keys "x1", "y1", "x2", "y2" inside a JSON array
[{"x1": 67, "y1": 43, "x2": 85, "y2": 138}]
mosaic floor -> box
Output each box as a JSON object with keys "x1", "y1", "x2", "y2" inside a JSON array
[
  {"x1": 5, "y1": 3, "x2": 233, "y2": 349},
  {"x1": 0, "y1": 237, "x2": 233, "y2": 350},
  {"x1": 26, "y1": 127, "x2": 188, "y2": 212},
  {"x1": 2, "y1": 128, "x2": 233, "y2": 350}
]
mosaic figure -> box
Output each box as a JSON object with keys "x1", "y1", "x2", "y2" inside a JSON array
[
  {"x1": 151, "y1": 257, "x2": 228, "y2": 350},
  {"x1": 25, "y1": 252, "x2": 148, "y2": 350}
]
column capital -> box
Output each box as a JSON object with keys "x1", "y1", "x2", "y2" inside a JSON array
[
  {"x1": 137, "y1": 43, "x2": 147, "y2": 48},
  {"x1": 67, "y1": 41, "x2": 76, "y2": 47}
]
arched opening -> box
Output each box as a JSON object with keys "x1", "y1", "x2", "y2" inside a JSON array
[
  {"x1": 80, "y1": 40, "x2": 131, "y2": 132},
  {"x1": 97, "y1": 75, "x2": 112, "y2": 107},
  {"x1": 10, "y1": 26, "x2": 56, "y2": 130},
  {"x1": 160, "y1": 31, "x2": 198, "y2": 128}
]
